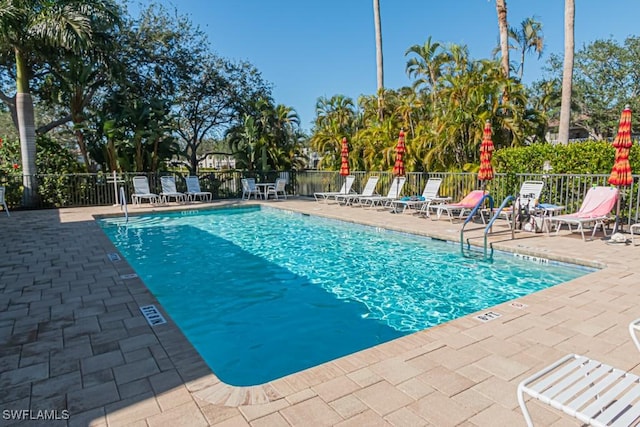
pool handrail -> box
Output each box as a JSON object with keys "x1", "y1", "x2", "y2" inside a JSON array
[
  {"x1": 482, "y1": 195, "x2": 516, "y2": 258},
  {"x1": 459, "y1": 193, "x2": 494, "y2": 258}
]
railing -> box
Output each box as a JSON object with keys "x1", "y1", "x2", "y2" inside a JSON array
[
  {"x1": 0, "y1": 170, "x2": 290, "y2": 209},
  {"x1": 119, "y1": 186, "x2": 128, "y2": 223},
  {"x1": 482, "y1": 195, "x2": 516, "y2": 258},
  {"x1": 298, "y1": 171, "x2": 640, "y2": 228},
  {"x1": 459, "y1": 194, "x2": 494, "y2": 259},
  {"x1": 3, "y1": 170, "x2": 640, "y2": 228}
]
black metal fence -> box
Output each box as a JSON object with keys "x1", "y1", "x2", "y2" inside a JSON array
[{"x1": 2, "y1": 170, "x2": 640, "y2": 227}]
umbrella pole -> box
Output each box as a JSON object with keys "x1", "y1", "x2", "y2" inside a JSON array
[{"x1": 613, "y1": 189, "x2": 622, "y2": 234}]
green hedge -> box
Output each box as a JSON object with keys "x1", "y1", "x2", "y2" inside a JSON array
[{"x1": 493, "y1": 140, "x2": 638, "y2": 175}]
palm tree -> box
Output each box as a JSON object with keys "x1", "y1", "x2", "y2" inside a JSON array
[
  {"x1": 495, "y1": 0, "x2": 510, "y2": 78},
  {"x1": 311, "y1": 95, "x2": 356, "y2": 170},
  {"x1": 0, "y1": 0, "x2": 119, "y2": 205},
  {"x1": 405, "y1": 37, "x2": 449, "y2": 105},
  {"x1": 557, "y1": 0, "x2": 575, "y2": 144},
  {"x1": 509, "y1": 17, "x2": 544, "y2": 80},
  {"x1": 373, "y1": 0, "x2": 384, "y2": 120}
]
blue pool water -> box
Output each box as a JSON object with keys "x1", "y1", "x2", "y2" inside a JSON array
[{"x1": 98, "y1": 206, "x2": 593, "y2": 386}]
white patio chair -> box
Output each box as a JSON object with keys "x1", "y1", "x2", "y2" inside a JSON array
[
  {"x1": 314, "y1": 175, "x2": 356, "y2": 203},
  {"x1": 547, "y1": 186, "x2": 619, "y2": 241},
  {"x1": 160, "y1": 176, "x2": 187, "y2": 203},
  {"x1": 241, "y1": 178, "x2": 262, "y2": 200},
  {"x1": 131, "y1": 176, "x2": 159, "y2": 206},
  {"x1": 0, "y1": 186, "x2": 9, "y2": 217},
  {"x1": 266, "y1": 178, "x2": 287, "y2": 200},
  {"x1": 496, "y1": 180, "x2": 545, "y2": 227},
  {"x1": 518, "y1": 318, "x2": 640, "y2": 426},
  {"x1": 185, "y1": 176, "x2": 212, "y2": 202},
  {"x1": 389, "y1": 177, "x2": 445, "y2": 213},
  {"x1": 358, "y1": 176, "x2": 406, "y2": 207},
  {"x1": 334, "y1": 176, "x2": 380, "y2": 206}
]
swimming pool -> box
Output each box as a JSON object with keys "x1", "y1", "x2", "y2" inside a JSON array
[{"x1": 98, "y1": 206, "x2": 593, "y2": 386}]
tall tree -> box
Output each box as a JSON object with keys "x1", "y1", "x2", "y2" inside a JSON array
[
  {"x1": 509, "y1": 17, "x2": 544, "y2": 80},
  {"x1": 175, "y1": 55, "x2": 272, "y2": 174},
  {"x1": 557, "y1": 0, "x2": 575, "y2": 144},
  {"x1": 373, "y1": 0, "x2": 384, "y2": 120},
  {"x1": 0, "y1": 0, "x2": 120, "y2": 206},
  {"x1": 495, "y1": 0, "x2": 510, "y2": 78},
  {"x1": 405, "y1": 37, "x2": 449, "y2": 105}
]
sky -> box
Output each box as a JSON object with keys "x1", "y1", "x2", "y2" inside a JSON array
[{"x1": 130, "y1": 1, "x2": 640, "y2": 132}]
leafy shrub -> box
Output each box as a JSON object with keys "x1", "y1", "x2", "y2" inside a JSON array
[{"x1": 493, "y1": 140, "x2": 636, "y2": 175}]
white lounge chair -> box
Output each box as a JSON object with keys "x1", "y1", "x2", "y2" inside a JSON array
[
  {"x1": 266, "y1": 178, "x2": 287, "y2": 200},
  {"x1": 160, "y1": 176, "x2": 187, "y2": 203},
  {"x1": 334, "y1": 176, "x2": 380, "y2": 206},
  {"x1": 131, "y1": 176, "x2": 159, "y2": 206},
  {"x1": 428, "y1": 190, "x2": 486, "y2": 222},
  {"x1": 631, "y1": 223, "x2": 640, "y2": 246},
  {"x1": 0, "y1": 186, "x2": 9, "y2": 217},
  {"x1": 547, "y1": 186, "x2": 619, "y2": 241},
  {"x1": 493, "y1": 180, "x2": 545, "y2": 226},
  {"x1": 314, "y1": 175, "x2": 356, "y2": 202},
  {"x1": 241, "y1": 178, "x2": 262, "y2": 200},
  {"x1": 358, "y1": 176, "x2": 406, "y2": 207},
  {"x1": 185, "y1": 176, "x2": 212, "y2": 202},
  {"x1": 389, "y1": 177, "x2": 448, "y2": 213},
  {"x1": 518, "y1": 318, "x2": 640, "y2": 427}
]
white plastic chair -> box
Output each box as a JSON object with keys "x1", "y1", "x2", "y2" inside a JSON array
[
  {"x1": 358, "y1": 176, "x2": 406, "y2": 207},
  {"x1": 631, "y1": 223, "x2": 640, "y2": 246},
  {"x1": 266, "y1": 178, "x2": 287, "y2": 200},
  {"x1": 185, "y1": 176, "x2": 212, "y2": 202},
  {"x1": 314, "y1": 175, "x2": 356, "y2": 202},
  {"x1": 334, "y1": 176, "x2": 380, "y2": 206},
  {"x1": 241, "y1": 178, "x2": 262, "y2": 200},
  {"x1": 518, "y1": 318, "x2": 640, "y2": 427},
  {"x1": 0, "y1": 186, "x2": 9, "y2": 217},
  {"x1": 131, "y1": 176, "x2": 159, "y2": 206},
  {"x1": 160, "y1": 176, "x2": 187, "y2": 203},
  {"x1": 547, "y1": 186, "x2": 619, "y2": 241},
  {"x1": 390, "y1": 177, "x2": 444, "y2": 213},
  {"x1": 500, "y1": 180, "x2": 545, "y2": 226}
]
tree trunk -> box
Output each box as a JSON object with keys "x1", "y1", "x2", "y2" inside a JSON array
[
  {"x1": 106, "y1": 139, "x2": 117, "y2": 172},
  {"x1": 496, "y1": 0, "x2": 509, "y2": 78},
  {"x1": 16, "y1": 93, "x2": 38, "y2": 207},
  {"x1": 15, "y1": 48, "x2": 39, "y2": 207},
  {"x1": 190, "y1": 146, "x2": 198, "y2": 175},
  {"x1": 151, "y1": 136, "x2": 159, "y2": 173},
  {"x1": 75, "y1": 128, "x2": 91, "y2": 171},
  {"x1": 373, "y1": 0, "x2": 384, "y2": 120},
  {"x1": 134, "y1": 133, "x2": 143, "y2": 172},
  {"x1": 557, "y1": 0, "x2": 575, "y2": 145}
]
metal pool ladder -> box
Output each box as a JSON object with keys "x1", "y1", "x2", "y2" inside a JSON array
[
  {"x1": 458, "y1": 193, "x2": 520, "y2": 260},
  {"x1": 120, "y1": 186, "x2": 128, "y2": 223},
  {"x1": 480, "y1": 195, "x2": 516, "y2": 259}
]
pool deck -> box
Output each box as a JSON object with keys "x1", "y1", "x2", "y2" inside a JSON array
[{"x1": 1, "y1": 197, "x2": 639, "y2": 426}]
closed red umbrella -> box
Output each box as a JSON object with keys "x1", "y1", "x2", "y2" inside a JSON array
[
  {"x1": 391, "y1": 130, "x2": 406, "y2": 200},
  {"x1": 339, "y1": 137, "x2": 350, "y2": 177},
  {"x1": 392, "y1": 130, "x2": 406, "y2": 177},
  {"x1": 478, "y1": 120, "x2": 495, "y2": 187},
  {"x1": 608, "y1": 106, "x2": 633, "y2": 234},
  {"x1": 608, "y1": 106, "x2": 633, "y2": 187}
]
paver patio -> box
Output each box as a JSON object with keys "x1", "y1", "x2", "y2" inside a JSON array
[{"x1": 1, "y1": 197, "x2": 639, "y2": 426}]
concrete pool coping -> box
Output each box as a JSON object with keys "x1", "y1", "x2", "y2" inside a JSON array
[{"x1": 1, "y1": 197, "x2": 638, "y2": 426}]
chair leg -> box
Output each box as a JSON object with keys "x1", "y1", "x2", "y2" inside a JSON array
[
  {"x1": 630, "y1": 319, "x2": 640, "y2": 352},
  {"x1": 517, "y1": 385, "x2": 535, "y2": 427}
]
